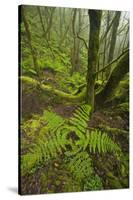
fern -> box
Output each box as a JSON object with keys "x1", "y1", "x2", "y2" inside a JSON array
[
  {"x1": 70, "y1": 105, "x2": 121, "y2": 154},
  {"x1": 21, "y1": 111, "x2": 69, "y2": 175},
  {"x1": 70, "y1": 105, "x2": 91, "y2": 139},
  {"x1": 21, "y1": 104, "x2": 121, "y2": 179},
  {"x1": 44, "y1": 110, "x2": 65, "y2": 132},
  {"x1": 76, "y1": 129, "x2": 121, "y2": 153},
  {"x1": 66, "y1": 151, "x2": 93, "y2": 182}
]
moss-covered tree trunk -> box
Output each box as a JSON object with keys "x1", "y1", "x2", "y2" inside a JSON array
[
  {"x1": 86, "y1": 10, "x2": 102, "y2": 110},
  {"x1": 96, "y1": 50, "x2": 129, "y2": 106},
  {"x1": 20, "y1": 76, "x2": 86, "y2": 103}
]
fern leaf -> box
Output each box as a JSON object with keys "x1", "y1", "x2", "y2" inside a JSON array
[
  {"x1": 21, "y1": 114, "x2": 71, "y2": 175},
  {"x1": 70, "y1": 104, "x2": 92, "y2": 139},
  {"x1": 44, "y1": 110, "x2": 65, "y2": 132},
  {"x1": 81, "y1": 130, "x2": 121, "y2": 153},
  {"x1": 66, "y1": 151, "x2": 93, "y2": 181}
]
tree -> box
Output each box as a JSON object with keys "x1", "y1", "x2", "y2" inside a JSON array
[
  {"x1": 20, "y1": 6, "x2": 129, "y2": 111},
  {"x1": 21, "y1": 48, "x2": 129, "y2": 108},
  {"x1": 37, "y1": 6, "x2": 55, "y2": 59},
  {"x1": 21, "y1": 6, "x2": 39, "y2": 74},
  {"x1": 96, "y1": 50, "x2": 129, "y2": 106},
  {"x1": 102, "y1": 11, "x2": 110, "y2": 69},
  {"x1": 71, "y1": 9, "x2": 83, "y2": 75},
  {"x1": 86, "y1": 10, "x2": 102, "y2": 110},
  {"x1": 75, "y1": 9, "x2": 82, "y2": 71},
  {"x1": 106, "y1": 11, "x2": 121, "y2": 78}
]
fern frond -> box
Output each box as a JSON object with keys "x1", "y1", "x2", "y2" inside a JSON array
[
  {"x1": 21, "y1": 123, "x2": 71, "y2": 175},
  {"x1": 76, "y1": 129, "x2": 121, "y2": 153},
  {"x1": 71, "y1": 105, "x2": 91, "y2": 128},
  {"x1": 44, "y1": 110, "x2": 65, "y2": 132},
  {"x1": 66, "y1": 151, "x2": 93, "y2": 182},
  {"x1": 70, "y1": 104, "x2": 92, "y2": 139}
]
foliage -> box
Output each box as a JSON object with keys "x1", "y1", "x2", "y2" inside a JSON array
[
  {"x1": 65, "y1": 151, "x2": 93, "y2": 182},
  {"x1": 83, "y1": 175, "x2": 103, "y2": 191},
  {"x1": 76, "y1": 129, "x2": 121, "y2": 153},
  {"x1": 21, "y1": 110, "x2": 69, "y2": 175},
  {"x1": 20, "y1": 5, "x2": 129, "y2": 194},
  {"x1": 21, "y1": 104, "x2": 122, "y2": 191},
  {"x1": 115, "y1": 102, "x2": 129, "y2": 113}
]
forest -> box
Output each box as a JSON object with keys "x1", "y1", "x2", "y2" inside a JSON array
[{"x1": 19, "y1": 5, "x2": 129, "y2": 195}]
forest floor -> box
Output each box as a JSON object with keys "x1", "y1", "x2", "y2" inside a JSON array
[{"x1": 20, "y1": 92, "x2": 129, "y2": 194}]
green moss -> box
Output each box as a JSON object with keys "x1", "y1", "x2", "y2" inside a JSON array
[
  {"x1": 20, "y1": 75, "x2": 86, "y2": 103},
  {"x1": 107, "y1": 73, "x2": 129, "y2": 103},
  {"x1": 96, "y1": 51, "x2": 129, "y2": 106}
]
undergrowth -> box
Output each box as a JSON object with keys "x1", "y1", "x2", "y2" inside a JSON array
[{"x1": 21, "y1": 104, "x2": 123, "y2": 193}]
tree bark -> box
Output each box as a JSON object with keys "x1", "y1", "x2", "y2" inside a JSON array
[
  {"x1": 106, "y1": 11, "x2": 121, "y2": 78},
  {"x1": 86, "y1": 10, "x2": 102, "y2": 110},
  {"x1": 103, "y1": 11, "x2": 110, "y2": 70},
  {"x1": 96, "y1": 50, "x2": 129, "y2": 106}
]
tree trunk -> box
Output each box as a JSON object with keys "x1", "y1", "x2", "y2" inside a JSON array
[
  {"x1": 103, "y1": 11, "x2": 110, "y2": 69},
  {"x1": 37, "y1": 7, "x2": 55, "y2": 59},
  {"x1": 75, "y1": 9, "x2": 82, "y2": 71},
  {"x1": 86, "y1": 10, "x2": 102, "y2": 110},
  {"x1": 21, "y1": 6, "x2": 38, "y2": 73},
  {"x1": 71, "y1": 9, "x2": 77, "y2": 75},
  {"x1": 43, "y1": 7, "x2": 55, "y2": 40},
  {"x1": 96, "y1": 50, "x2": 129, "y2": 106},
  {"x1": 106, "y1": 11, "x2": 121, "y2": 78}
]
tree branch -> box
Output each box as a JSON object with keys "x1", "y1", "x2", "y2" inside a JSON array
[
  {"x1": 77, "y1": 33, "x2": 88, "y2": 49},
  {"x1": 95, "y1": 48, "x2": 129, "y2": 75}
]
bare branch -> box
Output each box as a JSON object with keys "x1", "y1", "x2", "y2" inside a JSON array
[{"x1": 77, "y1": 33, "x2": 88, "y2": 49}]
